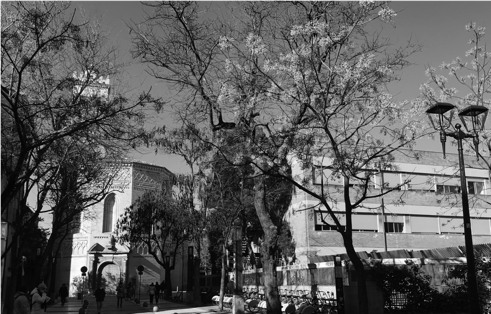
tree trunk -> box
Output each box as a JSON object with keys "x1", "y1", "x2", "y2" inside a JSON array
[
  {"x1": 254, "y1": 175, "x2": 282, "y2": 314},
  {"x1": 39, "y1": 216, "x2": 64, "y2": 285},
  {"x1": 218, "y1": 244, "x2": 226, "y2": 310},
  {"x1": 262, "y1": 256, "x2": 281, "y2": 314},
  {"x1": 343, "y1": 233, "x2": 368, "y2": 314},
  {"x1": 193, "y1": 256, "x2": 202, "y2": 305},
  {"x1": 44, "y1": 252, "x2": 55, "y2": 297},
  {"x1": 164, "y1": 266, "x2": 172, "y2": 299}
]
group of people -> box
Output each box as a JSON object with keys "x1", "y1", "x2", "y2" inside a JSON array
[
  {"x1": 13, "y1": 280, "x2": 165, "y2": 314},
  {"x1": 148, "y1": 281, "x2": 162, "y2": 304},
  {"x1": 14, "y1": 282, "x2": 51, "y2": 314},
  {"x1": 78, "y1": 286, "x2": 106, "y2": 314}
]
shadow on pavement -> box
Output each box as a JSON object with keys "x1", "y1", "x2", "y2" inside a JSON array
[{"x1": 46, "y1": 295, "x2": 230, "y2": 314}]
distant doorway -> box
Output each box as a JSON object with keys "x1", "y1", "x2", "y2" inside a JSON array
[{"x1": 96, "y1": 261, "x2": 121, "y2": 293}]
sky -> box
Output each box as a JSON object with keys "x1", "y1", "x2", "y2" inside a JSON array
[{"x1": 74, "y1": 1, "x2": 491, "y2": 174}]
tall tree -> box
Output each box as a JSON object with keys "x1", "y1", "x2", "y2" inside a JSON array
[
  {"x1": 1, "y1": 1, "x2": 160, "y2": 212},
  {"x1": 116, "y1": 184, "x2": 189, "y2": 300},
  {"x1": 130, "y1": 2, "x2": 422, "y2": 313},
  {"x1": 205, "y1": 152, "x2": 253, "y2": 310},
  {"x1": 153, "y1": 124, "x2": 214, "y2": 305}
]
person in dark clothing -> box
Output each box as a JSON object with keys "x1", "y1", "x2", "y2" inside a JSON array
[
  {"x1": 58, "y1": 283, "x2": 69, "y2": 306},
  {"x1": 79, "y1": 300, "x2": 89, "y2": 314},
  {"x1": 148, "y1": 283, "x2": 156, "y2": 304},
  {"x1": 154, "y1": 282, "x2": 160, "y2": 303},
  {"x1": 160, "y1": 280, "x2": 165, "y2": 299},
  {"x1": 14, "y1": 286, "x2": 30, "y2": 314},
  {"x1": 116, "y1": 282, "x2": 124, "y2": 308},
  {"x1": 94, "y1": 287, "x2": 106, "y2": 314}
]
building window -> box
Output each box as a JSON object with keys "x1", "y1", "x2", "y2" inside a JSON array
[
  {"x1": 314, "y1": 212, "x2": 377, "y2": 232},
  {"x1": 436, "y1": 185, "x2": 461, "y2": 194},
  {"x1": 384, "y1": 222, "x2": 404, "y2": 233},
  {"x1": 103, "y1": 193, "x2": 115, "y2": 232},
  {"x1": 315, "y1": 224, "x2": 337, "y2": 231},
  {"x1": 378, "y1": 173, "x2": 402, "y2": 190},
  {"x1": 315, "y1": 211, "x2": 345, "y2": 231},
  {"x1": 352, "y1": 214, "x2": 378, "y2": 232},
  {"x1": 468, "y1": 181, "x2": 484, "y2": 195},
  {"x1": 402, "y1": 174, "x2": 435, "y2": 191},
  {"x1": 411, "y1": 216, "x2": 439, "y2": 234},
  {"x1": 472, "y1": 219, "x2": 491, "y2": 235},
  {"x1": 440, "y1": 217, "x2": 464, "y2": 234}
]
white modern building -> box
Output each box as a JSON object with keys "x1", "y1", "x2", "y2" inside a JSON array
[{"x1": 286, "y1": 149, "x2": 491, "y2": 263}]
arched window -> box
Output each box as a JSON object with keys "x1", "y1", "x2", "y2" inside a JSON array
[{"x1": 103, "y1": 193, "x2": 115, "y2": 232}]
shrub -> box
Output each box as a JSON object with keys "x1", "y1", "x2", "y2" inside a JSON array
[
  {"x1": 371, "y1": 259, "x2": 438, "y2": 312},
  {"x1": 444, "y1": 254, "x2": 491, "y2": 313}
]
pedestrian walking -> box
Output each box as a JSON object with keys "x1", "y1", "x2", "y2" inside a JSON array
[
  {"x1": 116, "y1": 282, "x2": 124, "y2": 308},
  {"x1": 160, "y1": 280, "x2": 165, "y2": 299},
  {"x1": 125, "y1": 282, "x2": 134, "y2": 300},
  {"x1": 79, "y1": 300, "x2": 89, "y2": 314},
  {"x1": 31, "y1": 282, "x2": 51, "y2": 314},
  {"x1": 94, "y1": 287, "x2": 106, "y2": 314},
  {"x1": 154, "y1": 282, "x2": 160, "y2": 303},
  {"x1": 58, "y1": 283, "x2": 69, "y2": 306},
  {"x1": 13, "y1": 286, "x2": 30, "y2": 314},
  {"x1": 148, "y1": 283, "x2": 156, "y2": 304}
]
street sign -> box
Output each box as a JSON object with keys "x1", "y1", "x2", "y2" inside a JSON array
[{"x1": 137, "y1": 265, "x2": 144, "y2": 275}]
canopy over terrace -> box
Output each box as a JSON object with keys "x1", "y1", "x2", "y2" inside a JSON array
[{"x1": 309, "y1": 242, "x2": 491, "y2": 263}]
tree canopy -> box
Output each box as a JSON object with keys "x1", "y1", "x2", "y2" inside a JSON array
[
  {"x1": 1, "y1": 1, "x2": 162, "y2": 213},
  {"x1": 129, "y1": 2, "x2": 423, "y2": 313}
]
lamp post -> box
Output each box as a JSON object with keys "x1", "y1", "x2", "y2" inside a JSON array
[
  {"x1": 426, "y1": 102, "x2": 488, "y2": 314},
  {"x1": 137, "y1": 265, "x2": 144, "y2": 302},
  {"x1": 80, "y1": 266, "x2": 87, "y2": 304},
  {"x1": 233, "y1": 222, "x2": 244, "y2": 314}
]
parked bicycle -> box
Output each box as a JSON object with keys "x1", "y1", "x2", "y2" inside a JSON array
[{"x1": 124, "y1": 284, "x2": 135, "y2": 301}]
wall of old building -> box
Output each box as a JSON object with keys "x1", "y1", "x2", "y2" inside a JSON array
[{"x1": 54, "y1": 161, "x2": 180, "y2": 297}]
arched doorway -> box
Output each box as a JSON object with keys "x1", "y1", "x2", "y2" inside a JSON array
[{"x1": 96, "y1": 261, "x2": 122, "y2": 293}]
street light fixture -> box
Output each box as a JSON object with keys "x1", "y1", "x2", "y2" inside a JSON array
[
  {"x1": 137, "y1": 265, "x2": 144, "y2": 303},
  {"x1": 80, "y1": 266, "x2": 87, "y2": 304},
  {"x1": 426, "y1": 102, "x2": 488, "y2": 314}
]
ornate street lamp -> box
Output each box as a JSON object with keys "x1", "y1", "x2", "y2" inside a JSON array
[{"x1": 426, "y1": 102, "x2": 488, "y2": 314}]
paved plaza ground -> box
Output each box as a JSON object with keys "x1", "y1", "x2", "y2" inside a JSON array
[{"x1": 46, "y1": 295, "x2": 230, "y2": 314}]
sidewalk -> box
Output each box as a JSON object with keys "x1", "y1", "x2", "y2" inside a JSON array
[{"x1": 46, "y1": 295, "x2": 231, "y2": 314}]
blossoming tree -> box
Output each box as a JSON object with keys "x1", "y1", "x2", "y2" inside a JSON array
[
  {"x1": 420, "y1": 22, "x2": 491, "y2": 166},
  {"x1": 130, "y1": 2, "x2": 423, "y2": 313},
  {"x1": 419, "y1": 23, "x2": 491, "y2": 209}
]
